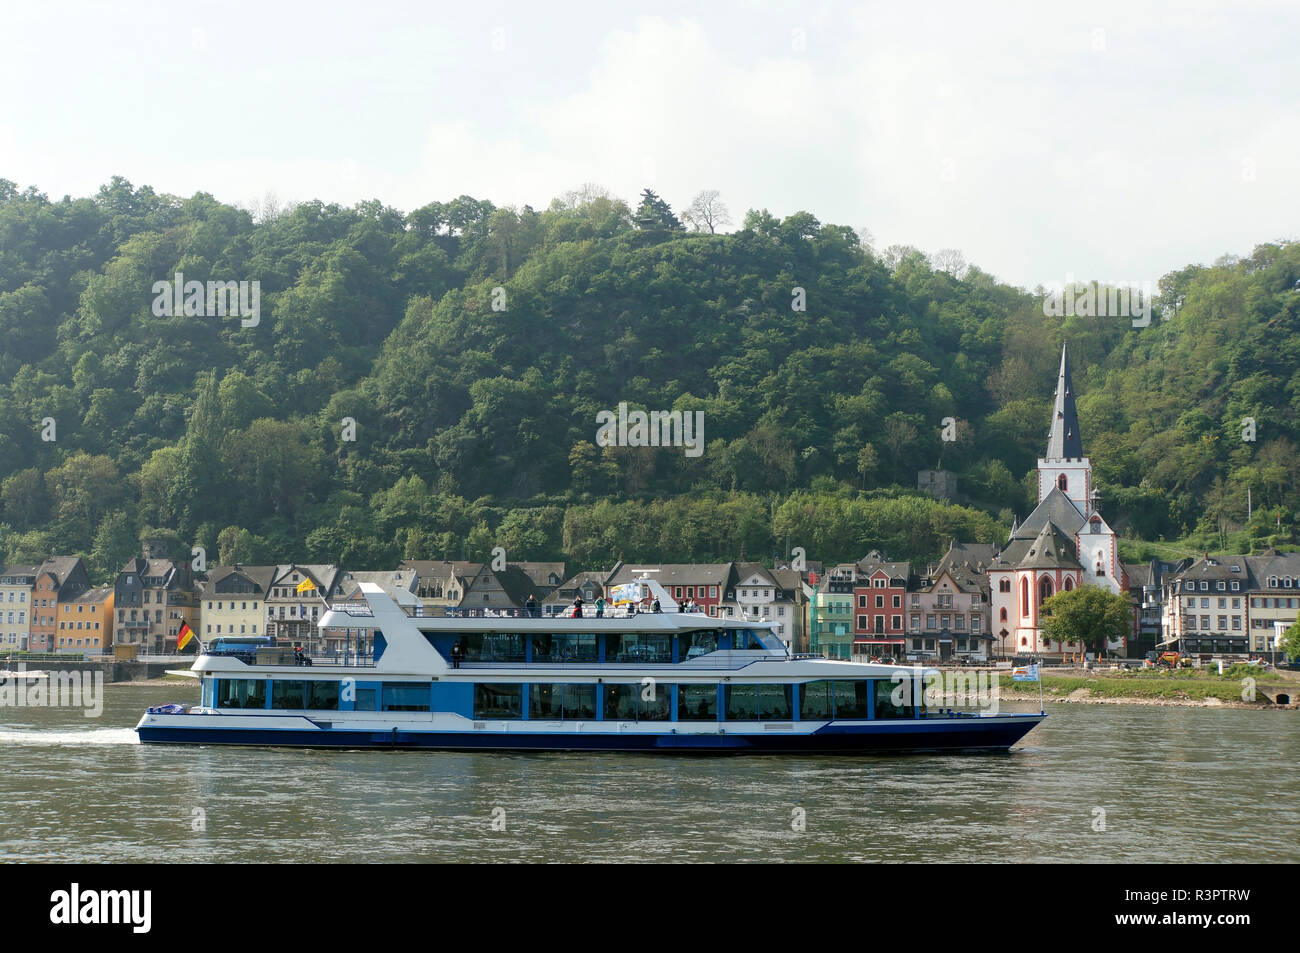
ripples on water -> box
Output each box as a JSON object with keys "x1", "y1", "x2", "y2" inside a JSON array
[{"x1": 1, "y1": 682, "x2": 1296, "y2": 863}]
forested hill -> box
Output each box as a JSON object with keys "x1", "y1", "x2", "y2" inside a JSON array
[{"x1": 1, "y1": 177, "x2": 1298, "y2": 580}]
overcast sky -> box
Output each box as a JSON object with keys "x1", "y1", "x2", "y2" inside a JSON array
[{"x1": 3, "y1": 0, "x2": 1296, "y2": 289}]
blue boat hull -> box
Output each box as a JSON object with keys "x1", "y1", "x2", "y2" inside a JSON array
[{"x1": 136, "y1": 715, "x2": 1043, "y2": 753}]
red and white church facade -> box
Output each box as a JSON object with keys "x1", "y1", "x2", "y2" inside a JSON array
[{"x1": 988, "y1": 345, "x2": 1128, "y2": 658}]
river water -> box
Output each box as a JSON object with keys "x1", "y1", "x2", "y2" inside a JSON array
[{"x1": 1, "y1": 681, "x2": 1296, "y2": 863}]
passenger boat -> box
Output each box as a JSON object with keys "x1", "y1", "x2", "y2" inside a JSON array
[{"x1": 134, "y1": 579, "x2": 1044, "y2": 753}]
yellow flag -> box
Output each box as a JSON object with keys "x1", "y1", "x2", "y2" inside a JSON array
[{"x1": 297, "y1": 578, "x2": 316, "y2": 594}]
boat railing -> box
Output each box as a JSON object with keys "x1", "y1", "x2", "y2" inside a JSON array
[
  {"x1": 451, "y1": 653, "x2": 792, "y2": 671},
  {"x1": 206, "y1": 646, "x2": 377, "y2": 668},
  {"x1": 395, "y1": 605, "x2": 714, "y2": 620}
]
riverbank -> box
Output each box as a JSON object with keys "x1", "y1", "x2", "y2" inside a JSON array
[{"x1": 995, "y1": 667, "x2": 1298, "y2": 709}]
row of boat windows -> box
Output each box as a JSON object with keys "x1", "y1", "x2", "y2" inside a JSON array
[
  {"x1": 441, "y1": 630, "x2": 768, "y2": 664},
  {"x1": 213, "y1": 678, "x2": 919, "y2": 720},
  {"x1": 479, "y1": 680, "x2": 916, "y2": 720}
]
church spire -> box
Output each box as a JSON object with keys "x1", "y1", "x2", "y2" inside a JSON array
[{"x1": 1046, "y1": 343, "x2": 1083, "y2": 460}]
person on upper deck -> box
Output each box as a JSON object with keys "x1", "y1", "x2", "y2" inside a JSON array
[
  {"x1": 595, "y1": 595, "x2": 605, "y2": 618},
  {"x1": 525, "y1": 594, "x2": 538, "y2": 618}
]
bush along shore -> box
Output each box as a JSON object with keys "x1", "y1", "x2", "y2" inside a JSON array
[{"x1": 993, "y1": 664, "x2": 1299, "y2": 709}]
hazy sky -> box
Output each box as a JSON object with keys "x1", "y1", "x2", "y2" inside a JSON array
[{"x1": 3, "y1": 0, "x2": 1296, "y2": 289}]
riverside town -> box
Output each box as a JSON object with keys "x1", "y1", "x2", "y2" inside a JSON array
[{"x1": 4, "y1": 349, "x2": 1295, "y2": 680}]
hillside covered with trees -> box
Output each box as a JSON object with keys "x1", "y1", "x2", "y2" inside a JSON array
[{"x1": 2, "y1": 176, "x2": 1297, "y2": 580}]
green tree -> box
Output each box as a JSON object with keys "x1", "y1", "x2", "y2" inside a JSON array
[
  {"x1": 633, "y1": 188, "x2": 684, "y2": 236},
  {"x1": 1039, "y1": 585, "x2": 1133, "y2": 658},
  {"x1": 1279, "y1": 621, "x2": 1300, "y2": 663},
  {"x1": 90, "y1": 510, "x2": 137, "y2": 581},
  {"x1": 1, "y1": 468, "x2": 50, "y2": 529}
]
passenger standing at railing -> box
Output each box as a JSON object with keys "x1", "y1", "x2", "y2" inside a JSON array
[
  {"x1": 572, "y1": 594, "x2": 584, "y2": 618},
  {"x1": 595, "y1": 595, "x2": 605, "y2": 618},
  {"x1": 526, "y1": 594, "x2": 538, "y2": 618}
]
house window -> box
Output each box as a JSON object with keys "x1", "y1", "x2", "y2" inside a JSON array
[{"x1": 1058, "y1": 474, "x2": 1068, "y2": 491}]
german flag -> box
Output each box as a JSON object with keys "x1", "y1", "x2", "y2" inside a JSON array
[{"x1": 177, "y1": 622, "x2": 196, "y2": 651}]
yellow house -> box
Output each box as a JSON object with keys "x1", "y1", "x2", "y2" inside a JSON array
[
  {"x1": 58, "y1": 587, "x2": 115, "y2": 654},
  {"x1": 0, "y1": 565, "x2": 39, "y2": 650},
  {"x1": 199, "y1": 566, "x2": 276, "y2": 645}
]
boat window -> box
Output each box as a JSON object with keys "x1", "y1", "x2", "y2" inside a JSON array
[
  {"x1": 474, "y1": 684, "x2": 522, "y2": 719},
  {"x1": 603, "y1": 684, "x2": 639, "y2": 720},
  {"x1": 306, "y1": 681, "x2": 340, "y2": 711},
  {"x1": 216, "y1": 678, "x2": 265, "y2": 709},
  {"x1": 831, "y1": 680, "x2": 870, "y2": 719},
  {"x1": 606, "y1": 634, "x2": 671, "y2": 664},
  {"x1": 354, "y1": 685, "x2": 378, "y2": 711},
  {"x1": 746, "y1": 628, "x2": 786, "y2": 651},
  {"x1": 599, "y1": 683, "x2": 672, "y2": 720},
  {"x1": 725, "y1": 684, "x2": 792, "y2": 720},
  {"x1": 271, "y1": 681, "x2": 306, "y2": 709},
  {"x1": 531, "y1": 634, "x2": 598, "y2": 663},
  {"x1": 640, "y1": 682, "x2": 671, "y2": 720},
  {"x1": 529, "y1": 683, "x2": 598, "y2": 719},
  {"x1": 678, "y1": 630, "x2": 719, "y2": 660},
  {"x1": 874, "y1": 678, "x2": 915, "y2": 719},
  {"x1": 799, "y1": 681, "x2": 832, "y2": 720},
  {"x1": 678, "y1": 684, "x2": 718, "y2": 719},
  {"x1": 383, "y1": 682, "x2": 431, "y2": 712},
  {"x1": 463, "y1": 633, "x2": 526, "y2": 662}
]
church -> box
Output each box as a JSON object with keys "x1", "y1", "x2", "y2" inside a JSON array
[{"x1": 988, "y1": 344, "x2": 1128, "y2": 658}]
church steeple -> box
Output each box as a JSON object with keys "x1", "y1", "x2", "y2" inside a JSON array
[{"x1": 1046, "y1": 343, "x2": 1083, "y2": 460}]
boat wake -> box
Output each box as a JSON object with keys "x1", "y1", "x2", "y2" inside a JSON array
[{"x1": 0, "y1": 728, "x2": 139, "y2": 746}]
